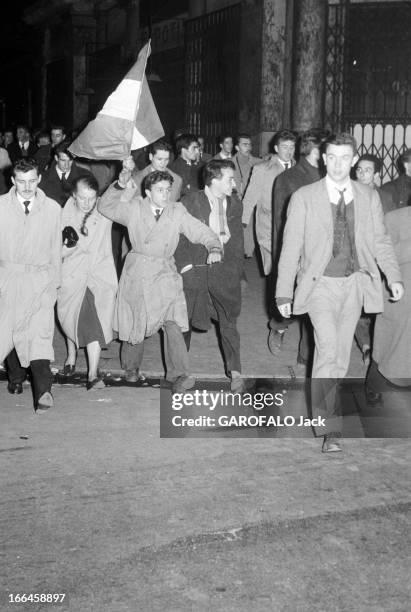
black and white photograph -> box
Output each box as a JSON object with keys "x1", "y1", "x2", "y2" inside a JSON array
[{"x1": 1, "y1": 0, "x2": 410, "y2": 610}]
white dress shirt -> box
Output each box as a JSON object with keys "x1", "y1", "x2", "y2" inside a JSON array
[
  {"x1": 325, "y1": 175, "x2": 353, "y2": 205},
  {"x1": 205, "y1": 185, "x2": 231, "y2": 246},
  {"x1": 16, "y1": 192, "x2": 35, "y2": 213}
]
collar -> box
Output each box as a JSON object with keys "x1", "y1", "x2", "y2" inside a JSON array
[
  {"x1": 56, "y1": 167, "x2": 68, "y2": 179},
  {"x1": 205, "y1": 185, "x2": 227, "y2": 206},
  {"x1": 325, "y1": 175, "x2": 353, "y2": 204},
  {"x1": 278, "y1": 158, "x2": 292, "y2": 169},
  {"x1": 19, "y1": 141, "x2": 29, "y2": 150},
  {"x1": 150, "y1": 203, "x2": 164, "y2": 215},
  {"x1": 16, "y1": 191, "x2": 35, "y2": 212},
  {"x1": 219, "y1": 151, "x2": 232, "y2": 160}
]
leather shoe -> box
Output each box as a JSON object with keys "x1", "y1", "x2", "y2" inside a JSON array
[
  {"x1": 36, "y1": 391, "x2": 54, "y2": 413},
  {"x1": 172, "y1": 375, "x2": 196, "y2": 393},
  {"x1": 86, "y1": 377, "x2": 106, "y2": 390},
  {"x1": 268, "y1": 327, "x2": 288, "y2": 354},
  {"x1": 322, "y1": 433, "x2": 342, "y2": 453},
  {"x1": 7, "y1": 381, "x2": 23, "y2": 395},
  {"x1": 124, "y1": 369, "x2": 145, "y2": 383},
  {"x1": 60, "y1": 364, "x2": 75, "y2": 376}
]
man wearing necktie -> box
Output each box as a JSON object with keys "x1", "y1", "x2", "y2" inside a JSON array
[
  {"x1": 0, "y1": 158, "x2": 62, "y2": 412},
  {"x1": 275, "y1": 133, "x2": 404, "y2": 452},
  {"x1": 40, "y1": 142, "x2": 92, "y2": 207},
  {"x1": 174, "y1": 159, "x2": 245, "y2": 392}
]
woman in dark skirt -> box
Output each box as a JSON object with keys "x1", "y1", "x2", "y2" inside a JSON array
[{"x1": 57, "y1": 175, "x2": 118, "y2": 389}]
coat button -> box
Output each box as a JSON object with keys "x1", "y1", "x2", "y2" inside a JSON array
[{"x1": 312, "y1": 277, "x2": 316, "y2": 281}]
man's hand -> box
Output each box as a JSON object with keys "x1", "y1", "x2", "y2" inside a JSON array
[
  {"x1": 277, "y1": 302, "x2": 292, "y2": 318},
  {"x1": 389, "y1": 281, "x2": 405, "y2": 302},
  {"x1": 118, "y1": 155, "x2": 136, "y2": 188},
  {"x1": 207, "y1": 251, "x2": 222, "y2": 265}
]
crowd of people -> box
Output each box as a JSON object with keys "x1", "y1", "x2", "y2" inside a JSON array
[{"x1": 0, "y1": 123, "x2": 410, "y2": 452}]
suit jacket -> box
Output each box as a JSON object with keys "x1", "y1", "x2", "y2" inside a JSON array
[
  {"x1": 7, "y1": 141, "x2": 37, "y2": 164},
  {"x1": 174, "y1": 190, "x2": 244, "y2": 329},
  {"x1": 132, "y1": 164, "x2": 183, "y2": 202},
  {"x1": 39, "y1": 163, "x2": 92, "y2": 207},
  {"x1": 276, "y1": 178, "x2": 401, "y2": 315},
  {"x1": 242, "y1": 154, "x2": 294, "y2": 274},
  {"x1": 168, "y1": 157, "x2": 203, "y2": 198},
  {"x1": 273, "y1": 157, "x2": 322, "y2": 259},
  {"x1": 379, "y1": 174, "x2": 411, "y2": 213}
]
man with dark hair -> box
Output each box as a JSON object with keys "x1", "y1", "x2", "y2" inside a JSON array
[
  {"x1": 0, "y1": 158, "x2": 61, "y2": 411},
  {"x1": 174, "y1": 159, "x2": 245, "y2": 391},
  {"x1": 169, "y1": 133, "x2": 201, "y2": 198},
  {"x1": 197, "y1": 136, "x2": 212, "y2": 163},
  {"x1": 378, "y1": 148, "x2": 411, "y2": 213},
  {"x1": 40, "y1": 142, "x2": 92, "y2": 207},
  {"x1": 213, "y1": 134, "x2": 234, "y2": 160},
  {"x1": 98, "y1": 161, "x2": 222, "y2": 392},
  {"x1": 7, "y1": 125, "x2": 37, "y2": 163},
  {"x1": 243, "y1": 129, "x2": 297, "y2": 274},
  {"x1": 268, "y1": 129, "x2": 328, "y2": 359},
  {"x1": 50, "y1": 125, "x2": 66, "y2": 148},
  {"x1": 132, "y1": 140, "x2": 182, "y2": 201},
  {"x1": 276, "y1": 133, "x2": 403, "y2": 452}
]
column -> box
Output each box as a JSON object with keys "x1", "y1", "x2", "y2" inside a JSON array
[
  {"x1": 291, "y1": 0, "x2": 327, "y2": 131},
  {"x1": 71, "y1": 1, "x2": 96, "y2": 129}
]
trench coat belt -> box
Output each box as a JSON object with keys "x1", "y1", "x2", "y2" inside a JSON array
[
  {"x1": 0, "y1": 260, "x2": 51, "y2": 273},
  {"x1": 129, "y1": 251, "x2": 169, "y2": 261}
]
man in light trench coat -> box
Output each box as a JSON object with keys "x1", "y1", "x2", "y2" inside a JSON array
[
  {"x1": 98, "y1": 162, "x2": 222, "y2": 393},
  {"x1": 0, "y1": 158, "x2": 61, "y2": 411}
]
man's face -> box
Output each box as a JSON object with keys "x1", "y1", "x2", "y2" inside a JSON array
[
  {"x1": 356, "y1": 160, "x2": 377, "y2": 187},
  {"x1": 38, "y1": 135, "x2": 51, "y2": 147},
  {"x1": 146, "y1": 180, "x2": 172, "y2": 207},
  {"x1": 17, "y1": 127, "x2": 29, "y2": 143},
  {"x1": 182, "y1": 142, "x2": 199, "y2": 162},
  {"x1": 4, "y1": 131, "x2": 13, "y2": 146},
  {"x1": 74, "y1": 182, "x2": 97, "y2": 214},
  {"x1": 212, "y1": 167, "x2": 236, "y2": 197},
  {"x1": 150, "y1": 149, "x2": 170, "y2": 171},
  {"x1": 51, "y1": 129, "x2": 65, "y2": 146},
  {"x1": 55, "y1": 152, "x2": 73, "y2": 174},
  {"x1": 198, "y1": 137, "x2": 205, "y2": 151},
  {"x1": 323, "y1": 144, "x2": 356, "y2": 184},
  {"x1": 12, "y1": 169, "x2": 41, "y2": 200},
  {"x1": 220, "y1": 137, "x2": 233, "y2": 155},
  {"x1": 403, "y1": 160, "x2": 411, "y2": 178},
  {"x1": 236, "y1": 138, "x2": 252, "y2": 156},
  {"x1": 275, "y1": 139, "x2": 295, "y2": 163}
]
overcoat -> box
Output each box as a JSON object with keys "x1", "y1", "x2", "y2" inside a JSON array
[
  {"x1": 276, "y1": 178, "x2": 401, "y2": 314},
  {"x1": 98, "y1": 183, "x2": 221, "y2": 344},
  {"x1": 242, "y1": 154, "x2": 293, "y2": 274},
  {"x1": 57, "y1": 198, "x2": 118, "y2": 346},
  {"x1": 0, "y1": 187, "x2": 61, "y2": 366},
  {"x1": 174, "y1": 190, "x2": 244, "y2": 330},
  {"x1": 373, "y1": 207, "x2": 411, "y2": 380}
]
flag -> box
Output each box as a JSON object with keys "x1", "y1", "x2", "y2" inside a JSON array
[{"x1": 69, "y1": 41, "x2": 164, "y2": 160}]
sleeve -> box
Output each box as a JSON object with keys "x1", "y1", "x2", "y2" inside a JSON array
[
  {"x1": 97, "y1": 182, "x2": 138, "y2": 226},
  {"x1": 371, "y1": 190, "x2": 402, "y2": 285},
  {"x1": 241, "y1": 165, "x2": 260, "y2": 225},
  {"x1": 51, "y1": 206, "x2": 63, "y2": 289},
  {"x1": 275, "y1": 191, "x2": 306, "y2": 299}
]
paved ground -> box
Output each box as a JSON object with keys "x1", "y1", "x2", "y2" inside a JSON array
[
  {"x1": 2, "y1": 256, "x2": 408, "y2": 612},
  {"x1": 52, "y1": 257, "x2": 367, "y2": 380}
]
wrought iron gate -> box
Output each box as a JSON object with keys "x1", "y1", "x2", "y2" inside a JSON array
[
  {"x1": 184, "y1": 4, "x2": 241, "y2": 154},
  {"x1": 325, "y1": 0, "x2": 411, "y2": 181}
]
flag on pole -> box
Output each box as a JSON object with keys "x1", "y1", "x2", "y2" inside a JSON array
[{"x1": 69, "y1": 40, "x2": 164, "y2": 160}]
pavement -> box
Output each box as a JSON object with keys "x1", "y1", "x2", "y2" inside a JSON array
[{"x1": 1, "y1": 256, "x2": 409, "y2": 612}]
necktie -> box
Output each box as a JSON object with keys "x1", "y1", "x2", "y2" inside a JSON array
[
  {"x1": 284, "y1": 163, "x2": 290, "y2": 170},
  {"x1": 333, "y1": 189, "x2": 346, "y2": 257},
  {"x1": 154, "y1": 208, "x2": 162, "y2": 221},
  {"x1": 60, "y1": 172, "x2": 66, "y2": 182},
  {"x1": 23, "y1": 200, "x2": 30, "y2": 216},
  {"x1": 217, "y1": 197, "x2": 226, "y2": 237}
]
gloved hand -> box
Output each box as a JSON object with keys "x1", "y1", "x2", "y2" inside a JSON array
[{"x1": 62, "y1": 226, "x2": 79, "y2": 248}]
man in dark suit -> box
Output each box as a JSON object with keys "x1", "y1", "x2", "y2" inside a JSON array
[
  {"x1": 379, "y1": 148, "x2": 411, "y2": 213},
  {"x1": 7, "y1": 125, "x2": 37, "y2": 164},
  {"x1": 169, "y1": 134, "x2": 202, "y2": 198},
  {"x1": 269, "y1": 129, "x2": 327, "y2": 360},
  {"x1": 39, "y1": 142, "x2": 92, "y2": 207},
  {"x1": 174, "y1": 159, "x2": 245, "y2": 392}
]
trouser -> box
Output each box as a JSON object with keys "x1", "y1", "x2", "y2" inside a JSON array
[
  {"x1": 6, "y1": 348, "x2": 52, "y2": 405},
  {"x1": 121, "y1": 321, "x2": 190, "y2": 381},
  {"x1": 308, "y1": 274, "x2": 364, "y2": 436},
  {"x1": 354, "y1": 314, "x2": 372, "y2": 350},
  {"x1": 184, "y1": 301, "x2": 241, "y2": 375}
]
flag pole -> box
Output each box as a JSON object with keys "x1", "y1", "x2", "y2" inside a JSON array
[{"x1": 130, "y1": 40, "x2": 152, "y2": 152}]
